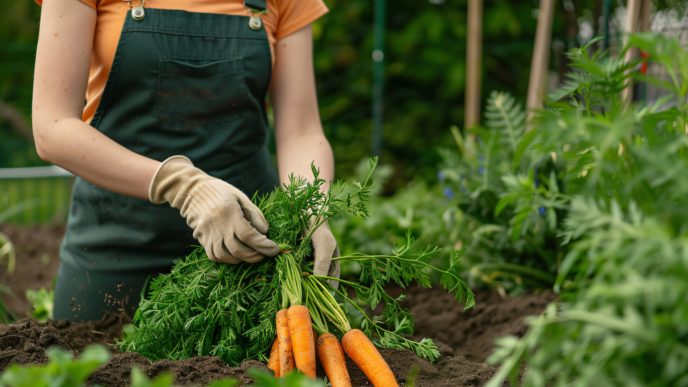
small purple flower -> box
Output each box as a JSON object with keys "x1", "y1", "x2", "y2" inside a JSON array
[
  {"x1": 437, "y1": 170, "x2": 446, "y2": 182},
  {"x1": 538, "y1": 207, "x2": 546, "y2": 216},
  {"x1": 443, "y1": 187, "x2": 455, "y2": 199},
  {"x1": 477, "y1": 155, "x2": 485, "y2": 176}
]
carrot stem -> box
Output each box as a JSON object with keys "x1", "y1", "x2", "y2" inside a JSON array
[
  {"x1": 304, "y1": 276, "x2": 351, "y2": 333},
  {"x1": 278, "y1": 253, "x2": 303, "y2": 308}
]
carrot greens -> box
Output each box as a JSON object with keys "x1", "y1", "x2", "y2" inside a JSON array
[{"x1": 120, "y1": 158, "x2": 473, "y2": 365}]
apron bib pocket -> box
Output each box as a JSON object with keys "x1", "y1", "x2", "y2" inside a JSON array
[{"x1": 156, "y1": 57, "x2": 249, "y2": 131}]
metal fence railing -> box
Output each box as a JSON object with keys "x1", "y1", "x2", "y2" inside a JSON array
[
  {"x1": 608, "y1": 6, "x2": 688, "y2": 105},
  {"x1": 0, "y1": 166, "x2": 73, "y2": 224}
]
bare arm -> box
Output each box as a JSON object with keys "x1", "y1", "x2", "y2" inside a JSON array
[
  {"x1": 270, "y1": 25, "x2": 334, "y2": 188},
  {"x1": 32, "y1": 0, "x2": 159, "y2": 199}
]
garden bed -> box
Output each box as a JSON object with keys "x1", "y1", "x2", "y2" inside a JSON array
[{"x1": 0, "y1": 224, "x2": 553, "y2": 386}]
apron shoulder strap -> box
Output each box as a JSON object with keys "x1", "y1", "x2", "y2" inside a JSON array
[{"x1": 244, "y1": 0, "x2": 267, "y2": 12}]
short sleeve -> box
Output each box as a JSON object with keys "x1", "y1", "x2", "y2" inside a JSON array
[
  {"x1": 79, "y1": 0, "x2": 97, "y2": 9},
  {"x1": 35, "y1": 0, "x2": 97, "y2": 9},
  {"x1": 274, "y1": 0, "x2": 328, "y2": 41}
]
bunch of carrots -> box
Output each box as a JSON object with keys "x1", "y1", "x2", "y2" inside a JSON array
[
  {"x1": 254, "y1": 160, "x2": 472, "y2": 385},
  {"x1": 264, "y1": 252, "x2": 398, "y2": 386},
  {"x1": 266, "y1": 305, "x2": 397, "y2": 387},
  {"x1": 121, "y1": 160, "x2": 473, "y2": 385}
]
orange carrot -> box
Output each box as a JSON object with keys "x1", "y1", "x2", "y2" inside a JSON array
[
  {"x1": 317, "y1": 332, "x2": 352, "y2": 387},
  {"x1": 342, "y1": 329, "x2": 398, "y2": 387},
  {"x1": 267, "y1": 337, "x2": 280, "y2": 377},
  {"x1": 276, "y1": 308, "x2": 295, "y2": 375},
  {"x1": 287, "y1": 305, "x2": 316, "y2": 378}
]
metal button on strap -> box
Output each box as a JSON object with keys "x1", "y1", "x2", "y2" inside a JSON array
[
  {"x1": 248, "y1": 15, "x2": 262, "y2": 30},
  {"x1": 246, "y1": 7, "x2": 266, "y2": 30},
  {"x1": 124, "y1": 0, "x2": 146, "y2": 21},
  {"x1": 132, "y1": 6, "x2": 145, "y2": 21}
]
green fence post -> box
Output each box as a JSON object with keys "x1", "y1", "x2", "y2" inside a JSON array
[{"x1": 371, "y1": 0, "x2": 386, "y2": 157}]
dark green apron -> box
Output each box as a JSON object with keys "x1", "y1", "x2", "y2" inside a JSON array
[{"x1": 54, "y1": 1, "x2": 278, "y2": 320}]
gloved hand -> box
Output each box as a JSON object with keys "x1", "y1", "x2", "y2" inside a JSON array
[
  {"x1": 149, "y1": 155, "x2": 279, "y2": 264},
  {"x1": 310, "y1": 220, "x2": 340, "y2": 287}
]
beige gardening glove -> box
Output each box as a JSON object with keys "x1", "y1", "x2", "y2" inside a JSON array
[
  {"x1": 149, "y1": 155, "x2": 279, "y2": 264},
  {"x1": 310, "y1": 220, "x2": 341, "y2": 288}
]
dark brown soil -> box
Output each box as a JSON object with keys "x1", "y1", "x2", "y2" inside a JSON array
[
  {"x1": 0, "y1": 223, "x2": 63, "y2": 318},
  {"x1": 406, "y1": 287, "x2": 556, "y2": 363},
  {"x1": 0, "y1": 224, "x2": 555, "y2": 386},
  {"x1": 0, "y1": 317, "x2": 259, "y2": 385}
]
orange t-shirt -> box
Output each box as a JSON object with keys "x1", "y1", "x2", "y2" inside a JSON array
[{"x1": 40, "y1": 0, "x2": 328, "y2": 123}]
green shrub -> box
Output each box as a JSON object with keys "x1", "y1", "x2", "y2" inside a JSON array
[{"x1": 486, "y1": 33, "x2": 688, "y2": 386}]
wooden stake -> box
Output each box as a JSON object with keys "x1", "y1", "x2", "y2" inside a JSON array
[
  {"x1": 464, "y1": 0, "x2": 483, "y2": 130},
  {"x1": 640, "y1": 0, "x2": 652, "y2": 32},
  {"x1": 622, "y1": 0, "x2": 642, "y2": 105},
  {"x1": 526, "y1": 0, "x2": 555, "y2": 130}
]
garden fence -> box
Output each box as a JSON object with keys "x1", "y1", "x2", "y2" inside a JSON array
[
  {"x1": 609, "y1": 6, "x2": 688, "y2": 105},
  {"x1": 0, "y1": 166, "x2": 73, "y2": 224},
  {"x1": 644, "y1": 10, "x2": 688, "y2": 105}
]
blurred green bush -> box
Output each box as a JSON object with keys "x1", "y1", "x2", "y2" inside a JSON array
[
  {"x1": 315, "y1": 0, "x2": 543, "y2": 187},
  {"x1": 1, "y1": 1, "x2": 599, "y2": 185}
]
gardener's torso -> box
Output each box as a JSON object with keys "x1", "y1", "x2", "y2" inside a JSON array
[
  {"x1": 61, "y1": 1, "x2": 286, "y2": 271},
  {"x1": 79, "y1": 0, "x2": 328, "y2": 123}
]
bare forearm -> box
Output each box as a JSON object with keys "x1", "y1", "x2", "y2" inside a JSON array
[
  {"x1": 33, "y1": 117, "x2": 159, "y2": 199},
  {"x1": 276, "y1": 129, "x2": 334, "y2": 189},
  {"x1": 32, "y1": 0, "x2": 159, "y2": 200},
  {"x1": 271, "y1": 26, "x2": 333, "y2": 189}
]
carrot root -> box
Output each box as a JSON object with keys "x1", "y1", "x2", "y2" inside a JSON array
[
  {"x1": 342, "y1": 329, "x2": 398, "y2": 387},
  {"x1": 287, "y1": 305, "x2": 317, "y2": 378},
  {"x1": 276, "y1": 308, "x2": 295, "y2": 375},
  {"x1": 317, "y1": 332, "x2": 352, "y2": 387},
  {"x1": 267, "y1": 337, "x2": 280, "y2": 377}
]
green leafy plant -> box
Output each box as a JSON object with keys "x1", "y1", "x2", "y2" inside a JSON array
[
  {"x1": 248, "y1": 369, "x2": 325, "y2": 387},
  {"x1": 121, "y1": 159, "x2": 473, "y2": 367},
  {"x1": 0, "y1": 284, "x2": 15, "y2": 324},
  {"x1": 0, "y1": 232, "x2": 15, "y2": 275},
  {"x1": 332, "y1": 92, "x2": 559, "y2": 293},
  {"x1": 128, "y1": 365, "x2": 328, "y2": 387},
  {"x1": 434, "y1": 91, "x2": 561, "y2": 292},
  {"x1": 129, "y1": 367, "x2": 176, "y2": 387},
  {"x1": 0, "y1": 231, "x2": 14, "y2": 323},
  {"x1": 0, "y1": 345, "x2": 243, "y2": 387},
  {"x1": 485, "y1": 33, "x2": 688, "y2": 386},
  {"x1": 331, "y1": 160, "x2": 462, "y2": 266},
  {"x1": 0, "y1": 345, "x2": 110, "y2": 387},
  {"x1": 26, "y1": 288, "x2": 53, "y2": 321}
]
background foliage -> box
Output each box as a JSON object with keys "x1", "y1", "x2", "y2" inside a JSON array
[
  {"x1": 334, "y1": 29, "x2": 688, "y2": 385},
  {"x1": 1, "y1": 0, "x2": 605, "y2": 186},
  {"x1": 314, "y1": 0, "x2": 601, "y2": 187},
  {"x1": 483, "y1": 32, "x2": 688, "y2": 386}
]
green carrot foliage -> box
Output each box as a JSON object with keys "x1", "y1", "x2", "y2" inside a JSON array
[{"x1": 120, "y1": 158, "x2": 473, "y2": 364}]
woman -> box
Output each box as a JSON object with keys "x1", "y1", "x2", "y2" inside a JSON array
[{"x1": 32, "y1": 0, "x2": 339, "y2": 320}]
